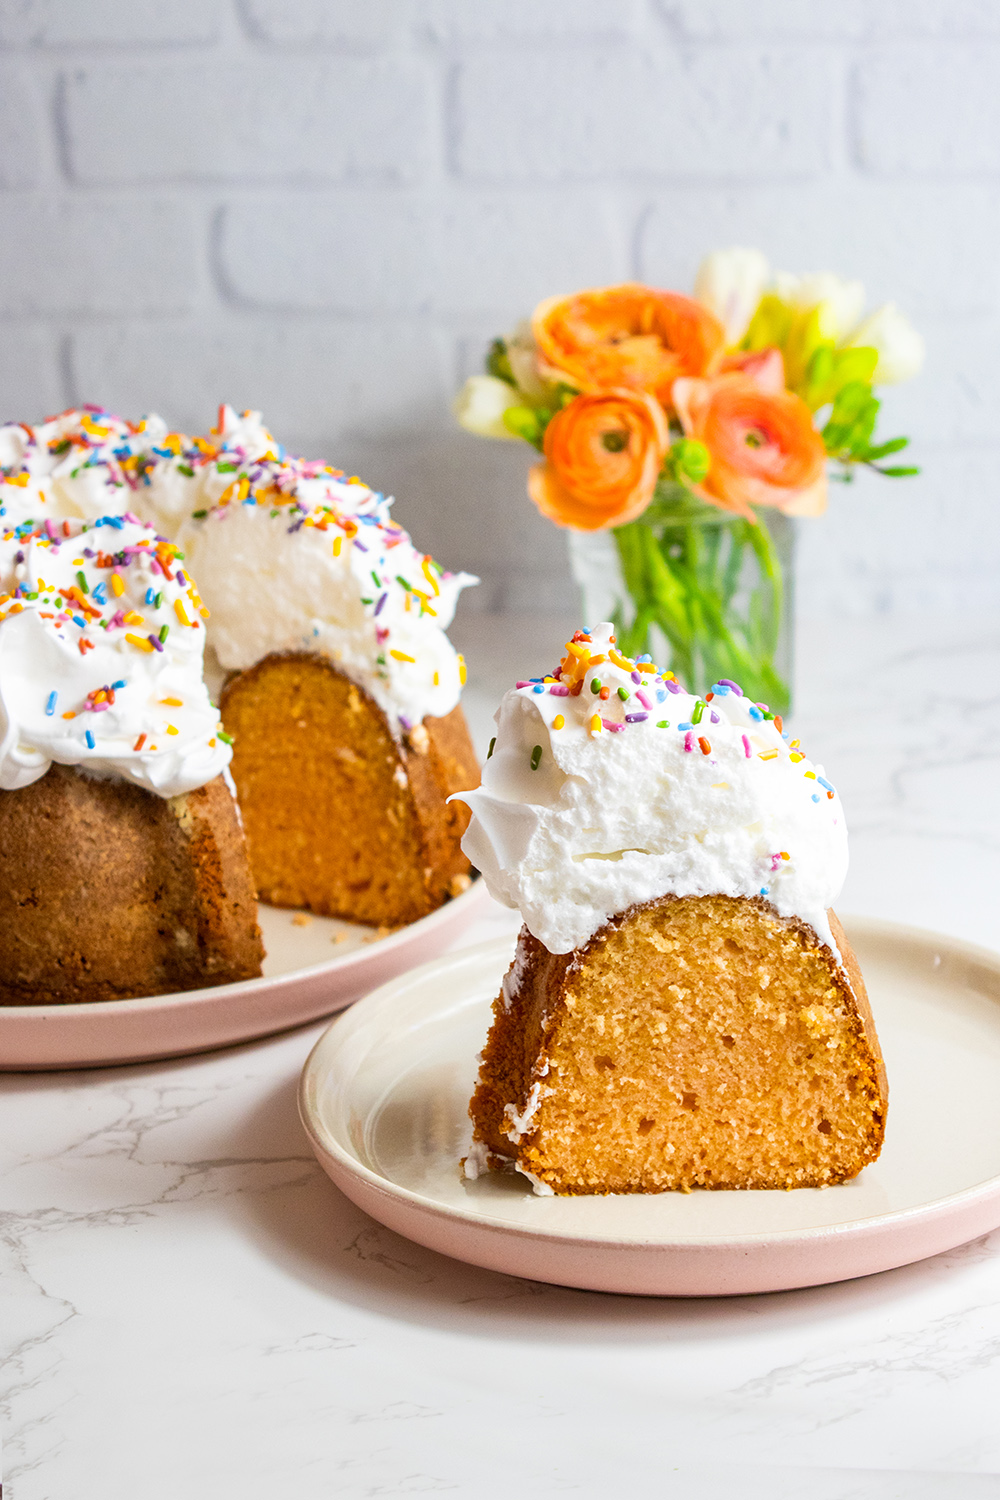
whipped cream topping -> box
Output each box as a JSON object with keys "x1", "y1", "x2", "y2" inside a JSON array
[
  {"x1": 0, "y1": 513, "x2": 231, "y2": 797},
  {"x1": 1, "y1": 404, "x2": 477, "y2": 737},
  {"x1": 0, "y1": 406, "x2": 163, "y2": 526},
  {"x1": 461, "y1": 623, "x2": 847, "y2": 956},
  {"x1": 131, "y1": 405, "x2": 282, "y2": 537},
  {"x1": 135, "y1": 408, "x2": 477, "y2": 735}
]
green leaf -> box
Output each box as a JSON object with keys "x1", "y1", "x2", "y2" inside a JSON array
[
  {"x1": 831, "y1": 345, "x2": 878, "y2": 388},
  {"x1": 809, "y1": 345, "x2": 878, "y2": 410},
  {"x1": 783, "y1": 307, "x2": 835, "y2": 394},
  {"x1": 804, "y1": 343, "x2": 834, "y2": 407},
  {"x1": 859, "y1": 435, "x2": 909, "y2": 460},
  {"x1": 843, "y1": 396, "x2": 880, "y2": 454},
  {"x1": 872, "y1": 464, "x2": 921, "y2": 477},
  {"x1": 501, "y1": 406, "x2": 544, "y2": 447},
  {"x1": 822, "y1": 381, "x2": 881, "y2": 458},
  {"x1": 485, "y1": 338, "x2": 516, "y2": 386},
  {"x1": 828, "y1": 380, "x2": 874, "y2": 424}
]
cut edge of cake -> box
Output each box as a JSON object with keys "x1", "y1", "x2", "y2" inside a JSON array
[
  {"x1": 220, "y1": 651, "x2": 479, "y2": 928},
  {"x1": 467, "y1": 893, "x2": 887, "y2": 1196}
]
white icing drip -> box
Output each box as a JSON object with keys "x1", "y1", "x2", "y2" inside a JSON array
[
  {"x1": 516, "y1": 1165, "x2": 555, "y2": 1197},
  {"x1": 0, "y1": 402, "x2": 476, "y2": 779},
  {"x1": 503, "y1": 1081, "x2": 544, "y2": 1142},
  {"x1": 500, "y1": 941, "x2": 530, "y2": 1012},
  {"x1": 462, "y1": 1138, "x2": 490, "y2": 1180}
]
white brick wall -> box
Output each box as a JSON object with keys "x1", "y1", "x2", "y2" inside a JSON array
[
  {"x1": 216, "y1": 191, "x2": 629, "y2": 315},
  {"x1": 0, "y1": 0, "x2": 996, "y2": 618},
  {"x1": 854, "y1": 45, "x2": 1000, "y2": 177},
  {"x1": 453, "y1": 48, "x2": 834, "y2": 182},
  {"x1": 0, "y1": 61, "x2": 44, "y2": 184},
  {"x1": 0, "y1": 198, "x2": 197, "y2": 312},
  {"x1": 63, "y1": 60, "x2": 433, "y2": 184},
  {"x1": 0, "y1": 0, "x2": 224, "y2": 48}
]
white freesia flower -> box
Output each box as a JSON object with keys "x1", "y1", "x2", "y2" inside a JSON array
[
  {"x1": 453, "y1": 375, "x2": 522, "y2": 440},
  {"x1": 695, "y1": 247, "x2": 770, "y2": 346},
  {"x1": 774, "y1": 270, "x2": 866, "y2": 341},
  {"x1": 844, "y1": 302, "x2": 925, "y2": 384},
  {"x1": 506, "y1": 319, "x2": 550, "y2": 399}
]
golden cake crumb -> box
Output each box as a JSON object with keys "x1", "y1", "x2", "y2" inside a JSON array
[
  {"x1": 220, "y1": 653, "x2": 478, "y2": 927},
  {"x1": 469, "y1": 894, "x2": 887, "y2": 1195}
]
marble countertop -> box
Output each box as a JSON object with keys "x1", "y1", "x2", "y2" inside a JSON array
[{"x1": 3, "y1": 612, "x2": 1000, "y2": 1500}]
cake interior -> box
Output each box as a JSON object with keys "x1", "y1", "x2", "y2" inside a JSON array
[
  {"x1": 470, "y1": 894, "x2": 887, "y2": 1194},
  {"x1": 221, "y1": 652, "x2": 478, "y2": 927}
]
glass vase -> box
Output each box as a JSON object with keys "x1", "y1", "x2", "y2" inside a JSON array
[{"x1": 567, "y1": 481, "x2": 794, "y2": 713}]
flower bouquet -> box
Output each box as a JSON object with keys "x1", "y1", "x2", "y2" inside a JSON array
[{"x1": 455, "y1": 250, "x2": 923, "y2": 712}]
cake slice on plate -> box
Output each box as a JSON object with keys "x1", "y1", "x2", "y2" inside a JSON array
[
  {"x1": 460, "y1": 624, "x2": 887, "y2": 1195},
  {"x1": 142, "y1": 408, "x2": 481, "y2": 928}
]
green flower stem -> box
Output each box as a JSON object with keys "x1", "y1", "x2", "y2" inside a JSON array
[
  {"x1": 742, "y1": 508, "x2": 783, "y2": 660},
  {"x1": 721, "y1": 521, "x2": 747, "y2": 608},
  {"x1": 608, "y1": 483, "x2": 791, "y2": 712},
  {"x1": 702, "y1": 523, "x2": 723, "y2": 599},
  {"x1": 630, "y1": 520, "x2": 696, "y2": 679}
]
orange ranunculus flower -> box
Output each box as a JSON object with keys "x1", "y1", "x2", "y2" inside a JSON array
[
  {"x1": 719, "y1": 345, "x2": 786, "y2": 393},
  {"x1": 527, "y1": 389, "x2": 670, "y2": 532},
  {"x1": 672, "y1": 374, "x2": 828, "y2": 520},
  {"x1": 532, "y1": 284, "x2": 725, "y2": 405}
]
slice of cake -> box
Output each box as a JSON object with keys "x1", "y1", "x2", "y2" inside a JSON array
[
  {"x1": 461, "y1": 624, "x2": 887, "y2": 1195},
  {"x1": 142, "y1": 408, "x2": 480, "y2": 926},
  {"x1": 0, "y1": 507, "x2": 262, "y2": 1003}
]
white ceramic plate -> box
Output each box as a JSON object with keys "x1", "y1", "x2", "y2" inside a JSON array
[
  {"x1": 0, "y1": 877, "x2": 489, "y2": 1071},
  {"x1": 299, "y1": 917, "x2": 1000, "y2": 1297}
]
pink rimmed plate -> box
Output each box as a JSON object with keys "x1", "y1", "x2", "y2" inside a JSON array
[
  {"x1": 299, "y1": 918, "x2": 1000, "y2": 1297},
  {"x1": 0, "y1": 877, "x2": 489, "y2": 1071}
]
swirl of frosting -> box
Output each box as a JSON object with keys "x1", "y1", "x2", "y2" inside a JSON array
[
  {"x1": 0, "y1": 513, "x2": 231, "y2": 797},
  {"x1": 460, "y1": 622, "x2": 848, "y2": 956}
]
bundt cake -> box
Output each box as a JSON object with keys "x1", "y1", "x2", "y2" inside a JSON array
[
  {"x1": 0, "y1": 403, "x2": 480, "y2": 933},
  {"x1": 0, "y1": 503, "x2": 262, "y2": 1004},
  {"x1": 461, "y1": 624, "x2": 887, "y2": 1195}
]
